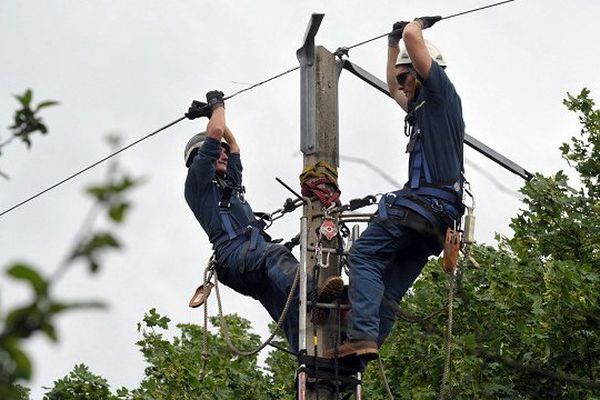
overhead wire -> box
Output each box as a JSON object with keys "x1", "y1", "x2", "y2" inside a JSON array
[
  {"x1": 0, "y1": 0, "x2": 519, "y2": 219},
  {"x1": 0, "y1": 66, "x2": 300, "y2": 218},
  {"x1": 339, "y1": 0, "x2": 516, "y2": 52},
  {"x1": 0, "y1": 116, "x2": 185, "y2": 218}
]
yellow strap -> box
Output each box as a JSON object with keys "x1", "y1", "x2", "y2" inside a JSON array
[{"x1": 300, "y1": 161, "x2": 338, "y2": 185}]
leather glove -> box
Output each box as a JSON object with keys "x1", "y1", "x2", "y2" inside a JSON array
[
  {"x1": 185, "y1": 100, "x2": 212, "y2": 120},
  {"x1": 206, "y1": 90, "x2": 225, "y2": 111},
  {"x1": 414, "y1": 16, "x2": 442, "y2": 30},
  {"x1": 388, "y1": 21, "x2": 409, "y2": 46}
]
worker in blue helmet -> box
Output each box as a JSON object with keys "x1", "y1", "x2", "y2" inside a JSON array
[
  {"x1": 330, "y1": 17, "x2": 465, "y2": 360},
  {"x1": 183, "y1": 91, "x2": 343, "y2": 352}
]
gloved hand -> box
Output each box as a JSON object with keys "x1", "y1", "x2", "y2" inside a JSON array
[
  {"x1": 388, "y1": 21, "x2": 409, "y2": 46},
  {"x1": 206, "y1": 90, "x2": 225, "y2": 111},
  {"x1": 185, "y1": 100, "x2": 212, "y2": 120},
  {"x1": 413, "y1": 16, "x2": 442, "y2": 30}
]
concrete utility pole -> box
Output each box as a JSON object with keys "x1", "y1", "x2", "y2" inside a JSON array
[{"x1": 297, "y1": 13, "x2": 343, "y2": 400}]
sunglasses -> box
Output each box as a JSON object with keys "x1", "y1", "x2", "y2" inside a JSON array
[{"x1": 396, "y1": 71, "x2": 411, "y2": 86}]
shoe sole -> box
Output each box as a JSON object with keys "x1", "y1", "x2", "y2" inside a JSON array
[
  {"x1": 324, "y1": 348, "x2": 379, "y2": 361},
  {"x1": 310, "y1": 277, "x2": 344, "y2": 325},
  {"x1": 353, "y1": 349, "x2": 379, "y2": 361}
]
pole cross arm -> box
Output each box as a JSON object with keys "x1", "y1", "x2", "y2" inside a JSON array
[{"x1": 340, "y1": 59, "x2": 533, "y2": 181}]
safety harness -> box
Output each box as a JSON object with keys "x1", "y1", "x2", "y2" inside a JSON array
[
  {"x1": 211, "y1": 175, "x2": 267, "y2": 254},
  {"x1": 378, "y1": 100, "x2": 464, "y2": 239}
]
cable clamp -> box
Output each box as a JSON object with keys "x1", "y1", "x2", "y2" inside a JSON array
[{"x1": 333, "y1": 47, "x2": 350, "y2": 59}]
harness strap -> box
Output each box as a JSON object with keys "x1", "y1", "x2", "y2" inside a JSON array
[
  {"x1": 410, "y1": 139, "x2": 428, "y2": 189},
  {"x1": 212, "y1": 219, "x2": 267, "y2": 251},
  {"x1": 409, "y1": 187, "x2": 460, "y2": 204},
  {"x1": 219, "y1": 208, "x2": 237, "y2": 240},
  {"x1": 392, "y1": 197, "x2": 440, "y2": 228},
  {"x1": 378, "y1": 186, "x2": 460, "y2": 229}
]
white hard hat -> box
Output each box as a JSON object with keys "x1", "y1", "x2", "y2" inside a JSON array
[
  {"x1": 396, "y1": 40, "x2": 447, "y2": 68},
  {"x1": 184, "y1": 132, "x2": 207, "y2": 167},
  {"x1": 184, "y1": 132, "x2": 230, "y2": 167}
]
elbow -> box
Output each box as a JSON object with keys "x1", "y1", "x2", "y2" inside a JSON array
[
  {"x1": 402, "y1": 23, "x2": 420, "y2": 44},
  {"x1": 206, "y1": 121, "x2": 225, "y2": 140},
  {"x1": 207, "y1": 125, "x2": 224, "y2": 138}
]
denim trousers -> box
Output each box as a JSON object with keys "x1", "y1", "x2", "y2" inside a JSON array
[
  {"x1": 217, "y1": 241, "x2": 300, "y2": 351},
  {"x1": 346, "y1": 210, "x2": 437, "y2": 345}
]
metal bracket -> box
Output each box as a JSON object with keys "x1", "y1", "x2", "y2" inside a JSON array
[
  {"x1": 297, "y1": 13, "x2": 324, "y2": 155},
  {"x1": 340, "y1": 59, "x2": 533, "y2": 181}
]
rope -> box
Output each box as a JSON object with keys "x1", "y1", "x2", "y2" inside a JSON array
[
  {"x1": 377, "y1": 358, "x2": 395, "y2": 400},
  {"x1": 198, "y1": 255, "x2": 215, "y2": 380},
  {"x1": 438, "y1": 271, "x2": 456, "y2": 400},
  {"x1": 212, "y1": 261, "x2": 300, "y2": 357}
]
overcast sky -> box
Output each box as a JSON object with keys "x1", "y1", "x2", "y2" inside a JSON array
[{"x1": 2, "y1": 0, "x2": 599, "y2": 397}]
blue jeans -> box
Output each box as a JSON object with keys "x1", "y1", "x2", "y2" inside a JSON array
[
  {"x1": 217, "y1": 241, "x2": 300, "y2": 351},
  {"x1": 346, "y1": 210, "x2": 438, "y2": 345}
]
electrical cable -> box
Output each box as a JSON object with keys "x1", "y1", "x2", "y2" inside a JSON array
[
  {"x1": 1, "y1": 0, "x2": 517, "y2": 219},
  {"x1": 0, "y1": 116, "x2": 185, "y2": 218},
  {"x1": 224, "y1": 66, "x2": 299, "y2": 101},
  {"x1": 340, "y1": 0, "x2": 516, "y2": 51}
]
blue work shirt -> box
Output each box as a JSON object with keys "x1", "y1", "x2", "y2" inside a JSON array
[
  {"x1": 184, "y1": 137, "x2": 264, "y2": 257},
  {"x1": 407, "y1": 61, "x2": 464, "y2": 190}
]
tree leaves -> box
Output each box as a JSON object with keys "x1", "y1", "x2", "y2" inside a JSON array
[
  {"x1": 43, "y1": 364, "x2": 119, "y2": 400},
  {"x1": 1, "y1": 92, "x2": 140, "y2": 396},
  {"x1": 7, "y1": 264, "x2": 47, "y2": 296},
  {"x1": 8, "y1": 89, "x2": 58, "y2": 149}
]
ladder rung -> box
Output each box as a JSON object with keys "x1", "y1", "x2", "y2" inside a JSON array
[{"x1": 312, "y1": 302, "x2": 350, "y2": 310}]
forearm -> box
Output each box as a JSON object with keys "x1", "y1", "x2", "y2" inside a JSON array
[
  {"x1": 387, "y1": 44, "x2": 400, "y2": 92},
  {"x1": 222, "y1": 125, "x2": 240, "y2": 154},
  {"x1": 387, "y1": 44, "x2": 408, "y2": 111},
  {"x1": 206, "y1": 106, "x2": 225, "y2": 141},
  {"x1": 402, "y1": 21, "x2": 431, "y2": 79}
]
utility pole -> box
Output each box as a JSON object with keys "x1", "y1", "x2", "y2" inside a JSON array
[{"x1": 297, "y1": 13, "x2": 344, "y2": 400}]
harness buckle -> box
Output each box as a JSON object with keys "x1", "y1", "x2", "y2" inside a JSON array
[
  {"x1": 431, "y1": 199, "x2": 444, "y2": 214},
  {"x1": 384, "y1": 192, "x2": 397, "y2": 207}
]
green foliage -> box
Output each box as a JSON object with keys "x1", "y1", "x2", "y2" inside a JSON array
[
  {"x1": 127, "y1": 310, "x2": 283, "y2": 400},
  {"x1": 69, "y1": 232, "x2": 121, "y2": 273},
  {"x1": 1, "y1": 97, "x2": 140, "y2": 398},
  {"x1": 263, "y1": 322, "x2": 296, "y2": 399},
  {"x1": 7, "y1": 89, "x2": 58, "y2": 149},
  {"x1": 562, "y1": 88, "x2": 600, "y2": 198},
  {"x1": 43, "y1": 364, "x2": 120, "y2": 400},
  {"x1": 1, "y1": 89, "x2": 58, "y2": 179}
]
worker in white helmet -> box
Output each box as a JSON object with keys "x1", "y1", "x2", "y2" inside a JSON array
[{"x1": 330, "y1": 17, "x2": 466, "y2": 361}]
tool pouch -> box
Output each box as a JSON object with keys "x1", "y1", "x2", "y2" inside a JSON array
[{"x1": 443, "y1": 228, "x2": 461, "y2": 273}]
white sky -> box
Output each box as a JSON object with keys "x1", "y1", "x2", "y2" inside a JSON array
[{"x1": 1, "y1": 0, "x2": 599, "y2": 397}]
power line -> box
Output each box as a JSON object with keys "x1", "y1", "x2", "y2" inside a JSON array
[
  {"x1": 0, "y1": 116, "x2": 185, "y2": 218},
  {"x1": 1, "y1": 0, "x2": 518, "y2": 218},
  {"x1": 0, "y1": 67, "x2": 304, "y2": 218},
  {"x1": 340, "y1": 0, "x2": 516, "y2": 51}
]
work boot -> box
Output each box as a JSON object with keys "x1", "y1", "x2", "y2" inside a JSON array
[
  {"x1": 310, "y1": 276, "x2": 344, "y2": 325},
  {"x1": 324, "y1": 340, "x2": 379, "y2": 361}
]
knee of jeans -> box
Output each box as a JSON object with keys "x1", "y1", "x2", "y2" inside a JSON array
[
  {"x1": 348, "y1": 247, "x2": 384, "y2": 276},
  {"x1": 348, "y1": 244, "x2": 371, "y2": 266}
]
